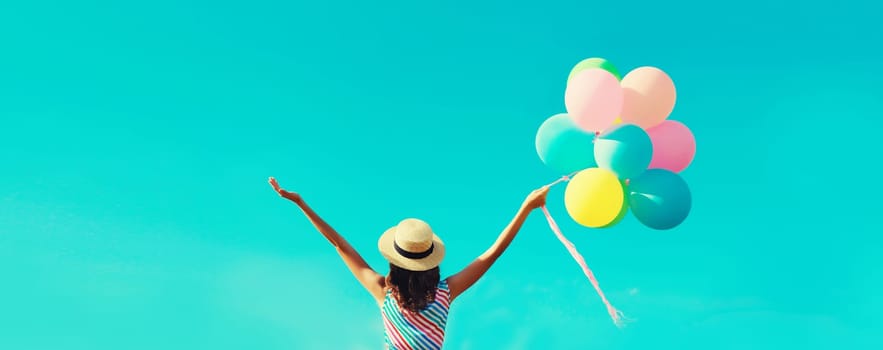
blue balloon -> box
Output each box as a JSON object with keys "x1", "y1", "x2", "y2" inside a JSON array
[
  {"x1": 594, "y1": 124, "x2": 653, "y2": 180},
  {"x1": 628, "y1": 169, "x2": 691, "y2": 230},
  {"x1": 535, "y1": 114, "x2": 597, "y2": 174}
]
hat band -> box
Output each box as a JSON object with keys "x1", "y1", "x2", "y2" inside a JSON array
[{"x1": 394, "y1": 241, "x2": 434, "y2": 259}]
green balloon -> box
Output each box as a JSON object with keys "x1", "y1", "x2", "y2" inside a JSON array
[
  {"x1": 567, "y1": 58, "x2": 621, "y2": 83},
  {"x1": 600, "y1": 180, "x2": 630, "y2": 228}
]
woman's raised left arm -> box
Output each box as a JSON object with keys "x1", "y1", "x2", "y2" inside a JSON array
[{"x1": 269, "y1": 177, "x2": 386, "y2": 304}]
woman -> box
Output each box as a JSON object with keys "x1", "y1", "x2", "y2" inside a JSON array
[{"x1": 268, "y1": 177, "x2": 549, "y2": 349}]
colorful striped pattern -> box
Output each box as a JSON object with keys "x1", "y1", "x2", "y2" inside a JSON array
[{"x1": 381, "y1": 279, "x2": 451, "y2": 350}]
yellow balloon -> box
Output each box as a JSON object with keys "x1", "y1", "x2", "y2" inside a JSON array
[
  {"x1": 613, "y1": 117, "x2": 622, "y2": 124},
  {"x1": 564, "y1": 168, "x2": 625, "y2": 228}
]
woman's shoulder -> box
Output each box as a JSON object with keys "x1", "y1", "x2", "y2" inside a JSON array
[{"x1": 437, "y1": 278, "x2": 452, "y2": 300}]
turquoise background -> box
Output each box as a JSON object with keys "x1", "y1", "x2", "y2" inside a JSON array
[{"x1": 2, "y1": 1, "x2": 881, "y2": 349}]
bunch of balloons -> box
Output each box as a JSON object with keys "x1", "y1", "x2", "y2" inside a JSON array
[{"x1": 535, "y1": 58, "x2": 696, "y2": 230}]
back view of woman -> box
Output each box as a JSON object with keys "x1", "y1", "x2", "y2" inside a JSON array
[{"x1": 269, "y1": 177, "x2": 549, "y2": 349}]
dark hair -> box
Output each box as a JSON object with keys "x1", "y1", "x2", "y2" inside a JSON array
[{"x1": 386, "y1": 263, "x2": 440, "y2": 312}]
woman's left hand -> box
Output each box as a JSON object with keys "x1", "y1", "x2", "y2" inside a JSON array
[
  {"x1": 522, "y1": 185, "x2": 549, "y2": 210},
  {"x1": 269, "y1": 177, "x2": 302, "y2": 203}
]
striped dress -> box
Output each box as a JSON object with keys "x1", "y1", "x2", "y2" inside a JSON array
[{"x1": 381, "y1": 279, "x2": 451, "y2": 350}]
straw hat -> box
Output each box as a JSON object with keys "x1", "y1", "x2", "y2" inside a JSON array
[{"x1": 378, "y1": 218, "x2": 445, "y2": 272}]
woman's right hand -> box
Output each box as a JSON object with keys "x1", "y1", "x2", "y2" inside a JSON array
[
  {"x1": 269, "y1": 177, "x2": 303, "y2": 203},
  {"x1": 522, "y1": 185, "x2": 549, "y2": 210}
]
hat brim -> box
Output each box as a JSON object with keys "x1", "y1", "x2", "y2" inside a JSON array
[{"x1": 378, "y1": 226, "x2": 445, "y2": 272}]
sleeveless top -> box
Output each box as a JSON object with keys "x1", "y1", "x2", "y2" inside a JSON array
[{"x1": 381, "y1": 279, "x2": 451, "y2": 350}]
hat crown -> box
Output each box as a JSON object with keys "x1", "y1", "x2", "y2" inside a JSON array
[{"x1": 394, "y1": 218, "x2": 434, "y2": 253}]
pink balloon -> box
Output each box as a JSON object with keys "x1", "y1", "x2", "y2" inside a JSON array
[
  {"x1": 620, "y1": 67, "x2": 677, "y2": 129},
  {"x1": 646, "y1": 120, "x2": 696, "y2": 173},
  {"x1": 564, "y1": 69, "x2": 623, "y2": 133}
]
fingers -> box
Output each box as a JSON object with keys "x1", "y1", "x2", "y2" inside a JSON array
[
  {"x1": 268, "y1": 177, "x2": 302, "y2": 202},
  {"x1": 268, "y1": 177, "x2": 281, "y2": 191},
  {"x1": 529, "y1": 186, "x2": 549, "y2": 208},
  {"x1": 523, "y1": 185, "x2": 549, "y2": 209}
]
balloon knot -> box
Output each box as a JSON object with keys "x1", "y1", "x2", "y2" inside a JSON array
[{"x1": 625, "y1": 179, "x2": 631, "y2": 186}]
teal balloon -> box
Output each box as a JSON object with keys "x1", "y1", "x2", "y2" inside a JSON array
[
  {"x1": 535, "y1": 113, "x2": 597, "y2": 174},
  {"x1": 628, "y1": 169, "x2": 691, "y2": 230},
  {"x1": 594, "y1": 123, "x2": 653, "y2": 180}
]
